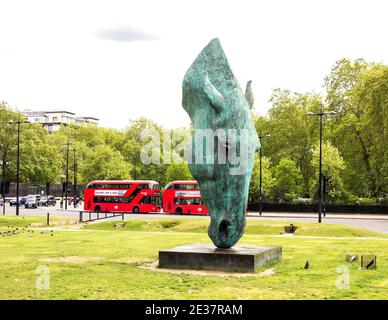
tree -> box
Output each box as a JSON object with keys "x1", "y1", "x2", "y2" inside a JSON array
[
  {"x1": 255, "y1": 89, "x2": 322, "y2": 194},
  {"x1": 1, "y1": 106, "x2": 63, "y2": 185},
  {"x1": 0, "y1": 103, "x2": 17, "y2": 183},
  {"x1": 121, "y1": 117, "x2": 165, "y2": 182},
  {"x1": 249, "y1": 155, "x2": 274, "y2": 204},
  {"x1": 271, "y1": 159, "x2": 303, "y2": 201},
  {"x1": 325, "y1": 59, "x2": 388, "y2": 197},
  {"x1": 351, "y1": 64, "x2": 388, "y2": 197},
  {"x1": 19, "y1": 123, "x2": 62, "y2": 184},
  {"x1": 80, "y1": 145, "x2": 131, "y2": 182},
  {"x1": 310, "y1": 142, "x2": 350, "y2": 202},
  {"x1": 165, "y1": 162, "x2": 193, "y2": 184}
]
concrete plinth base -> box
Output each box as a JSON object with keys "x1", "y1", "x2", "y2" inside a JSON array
[{"x1": 158, "y1": 243, "x2": 282, "y2": 272}]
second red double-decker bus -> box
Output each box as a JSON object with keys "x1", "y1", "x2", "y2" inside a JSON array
[
  {"x1": 162, "y1": 180, "x2": 208, "y2": 215},
  {"x1": 84, "y1": 180, "x2": 161, "y2": 213}
]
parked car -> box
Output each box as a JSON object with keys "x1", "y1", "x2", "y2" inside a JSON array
[
  {"x1": 34, "y1": 194, "x2": 41, "y2": 205},
  {"x1": 38, "y1": 196, "x2": 56, "y2": 206},
  {"x1": 25, "y1": 195, "x2": 38, "y2": 209},
  {"x1": 10, "y1": 197, "x2": 27, "y2": 206}
]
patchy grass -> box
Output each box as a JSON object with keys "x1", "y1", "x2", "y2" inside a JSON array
[
  {"x1": 0, "y1": 216, "x2": 76, "y2": 228},
  {"x1": 83, "y1": 218, "x2": 388, "y2": 238},
  {"x1": 0, "y1": 216, "x2": 387, "y2": 299}
]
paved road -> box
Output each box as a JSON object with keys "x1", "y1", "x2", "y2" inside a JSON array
[{"x1": 2, "y1": 203, "x2": 388, "y2": 234}]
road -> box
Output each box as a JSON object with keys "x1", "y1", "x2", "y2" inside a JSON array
[{"x1": 2, "y1": 203, "x2": 388, "y2": 234}]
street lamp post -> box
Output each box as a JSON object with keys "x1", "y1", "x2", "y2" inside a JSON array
[
  {"x1": 306, "y1": 108, "x2": 336, "y2": 223},
  {"x1": 73, "y1": 147, "x2": 77, "y2": 208},
  {"x1": 258, "y1": 133, "x2": 271, "y2": 216},
  {"x1": 8, "y1": 115, "x2": 28, "y2": 216}
]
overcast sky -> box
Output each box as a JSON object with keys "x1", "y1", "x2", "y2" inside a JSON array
[{"x1": 1, "y1": 0, "x2": 387, "y2": 129}]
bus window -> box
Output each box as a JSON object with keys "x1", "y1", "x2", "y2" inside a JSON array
[
  {"x1": 174, "y1": 197, "x2": 202, "y2": 205},
  {"x1": 140, "y1": 196, "x2": 161, "y2": 205},
  {"x1": 140, "y1": 196, "x2": 150, "y2": 204}
]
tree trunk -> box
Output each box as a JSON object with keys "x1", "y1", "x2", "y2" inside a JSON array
[{"x1": 354, "y1": 128, "x2": 376, "y2": 196}]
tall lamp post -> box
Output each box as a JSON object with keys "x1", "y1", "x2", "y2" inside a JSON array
[
  {"x1": 306, "y1": 108, "x2": 336, "y2": 223},
  {"x1": 73, "y1": 147, "x2": 77, "y2": 208},
  {"x1": 258, "y1": 133, "x2": 271, "y2": 216},
  {"x1": 8, "y1": 115, "x2": 29, "y2": 216}
]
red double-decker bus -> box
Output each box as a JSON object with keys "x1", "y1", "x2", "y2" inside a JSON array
[
  {"x1": 162, "y1": 180, "x2": 208, "y2": 215},
  {"x1": 84, "y1": 180, "x2": 161, "y2": 213}
]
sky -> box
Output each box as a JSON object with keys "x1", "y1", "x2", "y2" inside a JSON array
[{"x1": 0, "y1": 0, "x2": 387, "y2": 129}]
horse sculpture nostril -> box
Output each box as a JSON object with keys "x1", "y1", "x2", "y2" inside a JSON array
[{"x1": 219, "y1": 220, "x2": 230, "y2": 238}]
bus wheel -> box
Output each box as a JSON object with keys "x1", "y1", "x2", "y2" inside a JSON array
[
  {"x1": 95, "y1": 206, "x2": 100, "y2": 213},
  {"x1": 132, "y1": 206, "x2": 140, "y2": 213},
  {"x1": 176, "y1": 207, "x2": 183, "y2": 215}
]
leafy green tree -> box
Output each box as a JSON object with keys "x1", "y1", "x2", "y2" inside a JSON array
[
  {"x1": 165, "y1": 162, "x2": 193, "y2": 185},
  {"x1": 121, "y1": 117, "x2": 166, "y2": 183},
  {"x1": 249, "y1": 155, "x2": 274, "y2": 204},
  {"x1": 310, "y1": 142, "x2": 350, "y2": 202},
  {"x1": 80, "y1": 145, "x2": 131, "y2": 182},
  {"x1": 351, "y1": 64, "x2": 388, "y2": 196},
  {"x1": 271, "y1": 159, "x2": 303, "y2": 201},
  {"x1": 1, "y1": 106, "x2": 62, "y2": 185},
  {"x1": 255, "y1": 89, "x2": 322, "y2": 194},
  {"x1": 325, "y1": 59, "x2": 387, "y2": 197},
  {"x1": 71, "y1": 124, "x2": 125, "y2": 150},
  {"x1": 51, "y1": 124, "x2": 129, "y2": 185},
  {"x1": 0, "y1": 103, "x2": 18, "y2": 183},
  {"x1": 19, "y1": 123, "x2": 62, "y2": 184}
]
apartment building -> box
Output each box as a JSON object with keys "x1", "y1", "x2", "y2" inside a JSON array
[{"x1": 22, "y1": 110, "x2": 99, "y2": 132}]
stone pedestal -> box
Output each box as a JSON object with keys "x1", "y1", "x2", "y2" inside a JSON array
[{"x1": 159, "y1": 243, "x2": 282, "y2": 272}]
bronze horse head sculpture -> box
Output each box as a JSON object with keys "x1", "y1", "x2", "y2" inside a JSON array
[{"x1": 182, "y1": 38, "x2": 260, "y2": 248}]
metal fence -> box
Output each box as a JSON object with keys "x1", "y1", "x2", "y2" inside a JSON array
[{"x1": 79, "y1": 211, "x2": 125, "y2": 223}]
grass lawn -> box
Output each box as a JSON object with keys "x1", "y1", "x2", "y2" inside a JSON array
[
  {"x1": 0, "y1": 216, "x2": 387, "y2": 299},
  {"x1": 83, "y1": 217, "x2": 388, "y2": 238},
  {"x1": 0, "y1": 215, "x2": 77, "y2": 228}
]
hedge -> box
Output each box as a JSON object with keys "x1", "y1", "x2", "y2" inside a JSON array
[{"x1": 247, "y1": 202, "x2": 388, "y2": 214}]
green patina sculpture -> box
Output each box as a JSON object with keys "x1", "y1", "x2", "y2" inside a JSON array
[{"x1": 182, "y1": 38, "x2": 260, "y2": 248}]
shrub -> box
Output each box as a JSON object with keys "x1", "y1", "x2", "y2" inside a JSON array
[{"x1": 356, "y1": 197, "x2": 377, "y2": 205}]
